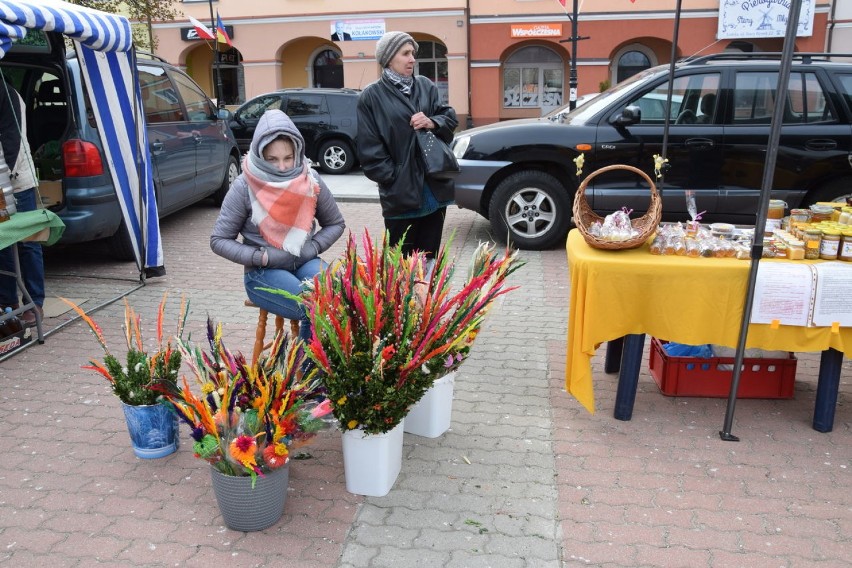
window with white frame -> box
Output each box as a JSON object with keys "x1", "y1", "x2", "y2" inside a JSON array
[{"x1": 503, "y1": 46, "x2": 563, "y2": 109}]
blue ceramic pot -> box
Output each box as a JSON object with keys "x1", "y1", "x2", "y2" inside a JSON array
[{"x1": 121, "y1": 401, "x2": 179, "y2": 459}]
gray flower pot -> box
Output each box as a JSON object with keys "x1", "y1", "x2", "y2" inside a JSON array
[{"x1": 209, "y1": 465, "x2": 289, "y2": 531}]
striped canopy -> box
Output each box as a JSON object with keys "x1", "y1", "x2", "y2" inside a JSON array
[{"x1": 0, "y1": 0, "x2": 163, "y2": 277}]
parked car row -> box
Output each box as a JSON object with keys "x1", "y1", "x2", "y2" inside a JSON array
[
  {"x1": 2, "y1": 30, "x2": 240, "y2": 260},
  {"x1": 451, "y1": 52, "x2": 852, "y2": 250}
]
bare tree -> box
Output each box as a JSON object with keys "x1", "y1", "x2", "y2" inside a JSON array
[{"x1": 67, "y1": 0, "x2": 179, "y2": 53}]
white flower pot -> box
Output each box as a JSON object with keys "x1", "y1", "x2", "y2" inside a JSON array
[
  {"x1": 404, "y1": 372, "x2": 455, "y2": 438},
  {"x1": 341, "y1": 420, "x2": 404, "y2": 497}
]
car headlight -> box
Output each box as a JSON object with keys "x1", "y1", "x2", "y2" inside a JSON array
[{"x1": 451, "y1": 135, "x2": 470, "y2": 159}]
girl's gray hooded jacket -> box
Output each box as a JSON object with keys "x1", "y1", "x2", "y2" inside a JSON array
[{"x1": 210, "y1": 111, "x2": 345, "y2": 271}]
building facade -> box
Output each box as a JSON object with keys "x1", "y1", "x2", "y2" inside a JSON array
[{"x1": 153, "y1": 0, "x2": 832, "y2": 127}]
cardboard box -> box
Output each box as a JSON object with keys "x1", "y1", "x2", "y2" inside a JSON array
[{"x1": 39, "y1": 180, "x2": 62, "y2": 208}]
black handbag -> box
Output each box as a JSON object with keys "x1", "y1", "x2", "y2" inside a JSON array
[{"x1": 415, "y1": 129, "x2": 460, "y2": 181}]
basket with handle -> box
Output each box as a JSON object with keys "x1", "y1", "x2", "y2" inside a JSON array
[{"x1": 572, "y1": 164, "x2": 662, "y2": 250}]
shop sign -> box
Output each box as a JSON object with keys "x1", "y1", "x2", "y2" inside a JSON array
[
  {"x1": 181, "y1": 25, "x2": 234, "y2": 42},
  {"x1": 717, "y1": 0, "x2": 814, "y2": 39},
  {"x1": 218, "y1": 49, "x2": 238, "y2": 64},
  {"x1": 510, "y1": 23, "x2": 562, "y2": 38}
]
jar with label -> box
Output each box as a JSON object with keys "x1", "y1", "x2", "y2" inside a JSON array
[
  {"x1": 840, "y1": 230, "x2": 852, "y2": 262},
  {"x1": 820, "y1": 229, "x2": 841, "y2": 260},
  {"x1": 803, "y1": 228, "x2": 822, "y2": 260},
  {"x1": 765, "y1": 199, "x2": 786, "y2": 235}
]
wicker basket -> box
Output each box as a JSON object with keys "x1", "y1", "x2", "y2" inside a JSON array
[{"x1": 572, "y1": 164, "x2": 662, "y2": 250}]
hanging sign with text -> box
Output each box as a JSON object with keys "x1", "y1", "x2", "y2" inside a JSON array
[{"x1": 717, "y1": 0, "x2": 814, "y2": 39}]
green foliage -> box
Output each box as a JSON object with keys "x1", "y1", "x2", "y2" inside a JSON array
[
  {"x1": 104, "y1": 348, "x2": 181, "y2": 406},
  {"x1": 67, "y1": 294, "x2": 188, "y2": 406},
  {"x1": 297, "y1": 230, "x2": 523, "y2": 435}
]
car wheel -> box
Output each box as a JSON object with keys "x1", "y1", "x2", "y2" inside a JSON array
[
  {"x1": 488, "y1": 170, "x2": 571, "y2": 250},
  {"x1": 317, "y1": 139, "x2": 355, "y2": 174},
  {"x1": 213, "y1": 155, "x2": 240, "y2": 205},
  {"x1": 106, "y1": 218, "x2": 136, "y2": 262},
  {"x1": 806, "y1": 178, "x2": 852, "y2": 207}
]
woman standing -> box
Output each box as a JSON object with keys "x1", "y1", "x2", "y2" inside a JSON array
[
  {"x1": 356, "y1": 31, "x2": 458, "y2": 260},
  {"x1": 211, "y1": 109, "x2": 345, "y2": 341}
]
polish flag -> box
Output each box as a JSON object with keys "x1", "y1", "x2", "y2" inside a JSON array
[{"x1": 188, "y1": 16, "x2": 215, "y2": 41}]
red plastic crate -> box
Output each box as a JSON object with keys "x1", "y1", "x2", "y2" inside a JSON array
[{"x1": 648, "y1": 338, "x2": 796, "y2": 399}]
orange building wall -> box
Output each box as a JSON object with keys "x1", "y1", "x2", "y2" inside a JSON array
[{"x1": 468, "y1": 12, "x2": 829, "y2": 125}]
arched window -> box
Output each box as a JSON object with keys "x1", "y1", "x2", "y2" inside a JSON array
[
  {"x1": 416, "y1": 41, "x2": 449, "y2": 104},
  {"x1": 312, "y1": 49, "x2": 342, "y2": 88},
  {"x1": 616, "y1": 50, "x2": 651, "y2": 83},
  {"x1": 503, "y1": 46, "x2": 564, "y2": 112}
]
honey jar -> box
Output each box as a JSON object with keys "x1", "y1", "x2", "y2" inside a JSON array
[
  {"x1": 803, "y1": 228, "x2": 822, "y2": 260},
  {"x1": 765, "y1": 199, "x2": 786, "y2": 235},
  {"x1": 786, "y1": 240, "x2": 805, "y2": 260},
  {"x1": 840, "y1": 230, "x2": 852, "y2": 262},
  {"x1": 820, "y1": 229, "x2": 841, "y2": 260},
  {"x1": 809, "y1": 204, "x2": 834, "y2": 223}
]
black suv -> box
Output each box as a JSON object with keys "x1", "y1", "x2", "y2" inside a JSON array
[
  {"x1": 229, "y1": 87, "x2": 360, "y2": 175},
  {"x1": 0, "y1": 31, "x2": 241, "y2": 259},
  {"x1": 451, "y1": 53, "x2": 852, "y2": 250}
]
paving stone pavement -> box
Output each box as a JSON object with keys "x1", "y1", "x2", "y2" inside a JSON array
[{"x1": 0, "y1": 174, "x2": 848, "y2": 567}]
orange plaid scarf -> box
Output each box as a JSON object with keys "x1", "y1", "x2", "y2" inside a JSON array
[{"x1": 244, "y1": 157, "x2": 318, "y2": 255}]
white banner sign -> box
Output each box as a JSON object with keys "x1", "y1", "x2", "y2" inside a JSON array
[
  {"x1": 717, "y1": 0, "x2": 814, "y2": 39},
  {"x1": 330, "y1": 19, "x2": 386, "y2": 42}
]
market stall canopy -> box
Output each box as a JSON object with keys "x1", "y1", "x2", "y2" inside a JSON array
[{"x1": 0, "y1": 0, "x2": 163, "y2": 277}]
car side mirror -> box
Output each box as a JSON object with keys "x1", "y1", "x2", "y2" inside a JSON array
[
  {"x1": 217, "y1": 108, "x2": 233, "y2": 121},
  {"x1": 612, "y1": 105, "x2": 641, "y2": 126}
]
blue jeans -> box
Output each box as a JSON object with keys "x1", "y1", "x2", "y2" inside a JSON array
[
  {"x1": 0, "y1": 188, "x2": 45, "y2": 307},
  {"x1": 244, "y1": 258, "x2": 325, "y2": 343}
]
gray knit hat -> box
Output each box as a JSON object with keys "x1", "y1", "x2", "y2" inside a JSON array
[{"x1": 375, "y1": 31, "x2": 418, "y2": 68}]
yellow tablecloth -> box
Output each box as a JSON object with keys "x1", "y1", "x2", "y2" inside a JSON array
[{"x1": 565, "y1": 229, "x2": 852, "y2": 413}]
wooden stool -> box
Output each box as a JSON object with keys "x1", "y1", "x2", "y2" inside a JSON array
[{"x1": 244, "y1": 300, "x2": 301, "y2": 365}]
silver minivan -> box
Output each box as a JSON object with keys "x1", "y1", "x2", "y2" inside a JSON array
[{"x1": 0, "y1": 30, "x2": 240, "y2": 259}]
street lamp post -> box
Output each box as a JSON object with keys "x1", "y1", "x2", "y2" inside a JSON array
[
  {"x1": 207, "y1": 0, "x2": 224, "y2": 106},
  {"x1": 559, "y1": 0, "x2": 589, "y2": 110}
]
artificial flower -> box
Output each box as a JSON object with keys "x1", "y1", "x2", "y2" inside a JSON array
[
  {"x1": 64, "y1": 293, "x2": 188, "y2": 406},
  {"x1": 153, "y1": 319, "x2": 330, "y2": 479}
]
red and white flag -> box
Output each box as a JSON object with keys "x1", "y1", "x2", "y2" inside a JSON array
[
  {"x1": 555, "y1": 0, "x2": 568, "y2": 11},
  {"x1": 187, "y1": 16, "x2": 215, "y2": 41}
]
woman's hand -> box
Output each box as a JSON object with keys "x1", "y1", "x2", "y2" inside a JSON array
[{"x1": 410, "y1": 112, "x2": 435, "y2": 131}]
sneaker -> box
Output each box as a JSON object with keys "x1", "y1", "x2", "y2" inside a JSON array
[{"x1": 20, "y1": 306, "x2": 44, "y2": 328}]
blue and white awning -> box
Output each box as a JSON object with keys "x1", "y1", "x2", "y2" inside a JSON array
[{"x1": 0, "y1": 0, "x2": 163, "y2": 276}]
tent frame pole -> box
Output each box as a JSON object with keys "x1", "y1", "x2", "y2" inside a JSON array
[{"x1": 719, "y1": 0, "x2": 803, "y2": 442}]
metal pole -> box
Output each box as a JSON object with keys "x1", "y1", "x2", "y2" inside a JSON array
[
  {"x1": 657, "y1": 0, "x2": 683, "y2": 192},
  {"x1": 569, "y1": 0, "x2": 578, "y2": 110},
  {"x1": 208, "y1": 0, "x2": 224, "y2": 106},
  {"x1": 719, "y1": 0, "x2": 802, "y2": 442}
]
